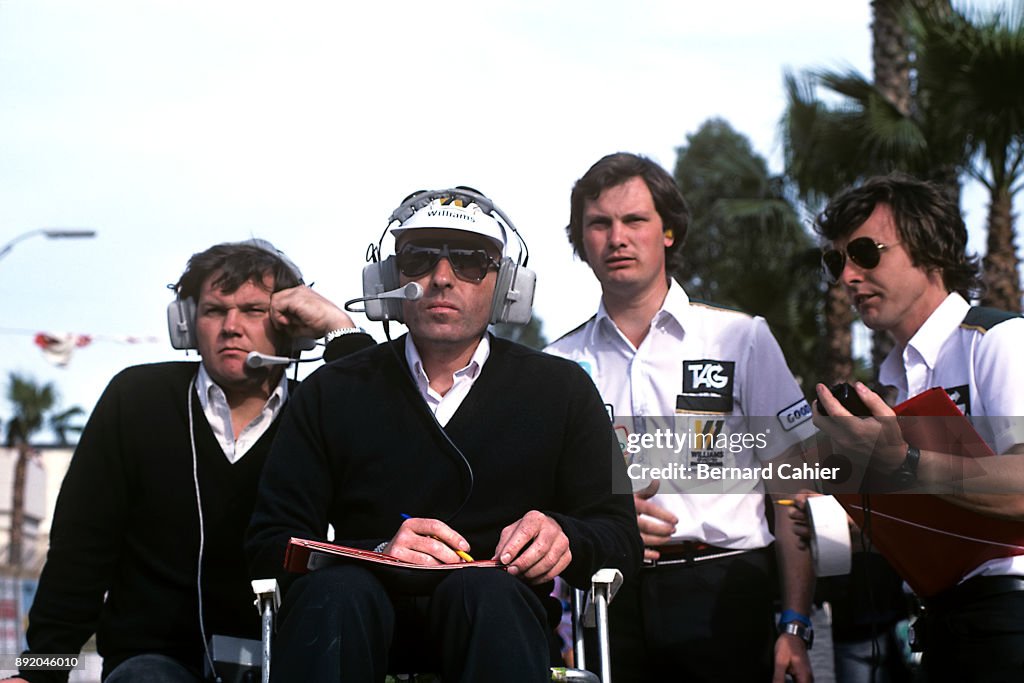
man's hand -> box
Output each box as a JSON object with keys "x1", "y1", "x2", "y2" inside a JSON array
[
  {"x1": 812, "y1": 382, "x2": 907, "y2": 473},
  {"x1": 773, "y1": 632, "x2": 813, "y2": 683},
  {"x1": 492, "y1": 510, "x2": 570, "y2": 584},
  {"x1": 269, "y1": 285, "x2": 354, "y2": 339},
  {"x1": 784, "y1": 492, "x2": 816, "y2": 552},
  {"x1": 381, "y1": 517, "x2": 471, "y2": 566},
  {"x1": 634, "y1": 479, "x2": 677, "y2": 561}
]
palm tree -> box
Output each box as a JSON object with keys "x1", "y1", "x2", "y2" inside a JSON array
[
  {"x1": 914, "y1": 3, "x2": 1024, "y2": 312},
  {"x1": 4, "y1": 373, "x2": 82, "y2": 568},
  {"x1": 869, "y1": 0, "x2": 916, "y2": 384},
  {"x1": 781, "y1": 0, "x2": 974, "y2": 386},
  {"x1": 49, "y1": 406, "x2": 86, "y2": 445}
]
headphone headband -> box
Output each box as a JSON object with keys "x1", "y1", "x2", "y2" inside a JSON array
[{"x1": 360, "y1": 187, "x2": 535, "y2": 325}]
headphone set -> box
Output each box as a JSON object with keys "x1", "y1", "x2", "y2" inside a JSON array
[
  {"x1": 166, "y1": 238, "x2": 311, "y2": 682},
  {"x1": 359, "y1": 187, "x2": 536, "y2": 325},
  {"x1": 166, "y1": 238, "x2": 315, "y2": 358}
]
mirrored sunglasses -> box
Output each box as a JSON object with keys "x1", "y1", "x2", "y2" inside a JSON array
[
  {"x1": 396, "y1": 243, "x2": 499, "y2": 283},
  {"x1": 822, "y1": 237, "x2": 900, "y2": 283}
]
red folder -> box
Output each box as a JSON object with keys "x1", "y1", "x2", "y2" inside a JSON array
[
  {"x1": 284, "y1": 537, "x2": 507, "y2": 595},
  {"x1": 832, "y1": 387, "x2": 1024, "y2": 597}
]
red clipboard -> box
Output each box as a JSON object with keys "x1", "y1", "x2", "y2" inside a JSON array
[
  {"x1": 833, "y1": 387, "x2": 1024, "y2": 597},
  {"x1": 284, "y1": 537, "x2": 507, "y2": 595}
]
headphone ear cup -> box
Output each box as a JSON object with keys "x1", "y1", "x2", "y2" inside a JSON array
[
  {"x1": 361, "y1": 257, "x2": 405, "y2": 323},
  {"x1": 167, "y1": 297, "x2": 198, "y2": 349},
  {"x1": 490, "y1": 258, "x2": 536, "y2": 325}
]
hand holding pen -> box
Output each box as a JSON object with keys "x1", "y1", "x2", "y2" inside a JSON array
[{"x1": 379, "y1": 514, "x2": 475, "y2": 566}]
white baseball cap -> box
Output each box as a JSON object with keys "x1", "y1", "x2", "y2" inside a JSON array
[{"x1": 390, "y1": 198, "x2": 506, "y2": 253}]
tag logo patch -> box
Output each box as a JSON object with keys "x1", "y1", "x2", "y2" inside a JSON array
[
  {"x1": 678, "y1": 360, "x2": 735, "y2": 413},
  {"x1": 684, "y1": 361, "x2": 733, "y2": 391}
]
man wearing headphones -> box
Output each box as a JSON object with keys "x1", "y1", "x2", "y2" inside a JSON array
[
  {"x1": 545, "y1": 153, "x2": 815, "y2": 682},
  {"x1": 246, "y1": 190, "x2": 641, "y2": 682},
  {"x1": 13, "y1": 241, "x2": 372, "y2": 683}
]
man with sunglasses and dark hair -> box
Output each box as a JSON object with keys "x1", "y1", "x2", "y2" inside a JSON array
[
  {"x1": 811, "y1": 173, "x2": 1024, "y2": 681},
  {"x1": 246, "y1": 191, "x2": 640, "y2": 682},
  {"x1": 546, "y1": 152, "x2": 815, "y2": 682}
]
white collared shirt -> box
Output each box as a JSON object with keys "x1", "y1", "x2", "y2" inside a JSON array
[
  {"x1": 546, "y1": 280, "x2": 815, "y2": 549},
  {"x1": 196, "y1": 364, "x2": 289, "y2": 464},
  {"x1": 878, "y1": 291, "x2": 1024, "y2": 579},
  {"x1": 404, "y1": 334, "x2": 490, "y2": 427}
]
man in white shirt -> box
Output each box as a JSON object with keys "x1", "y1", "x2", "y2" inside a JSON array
[
  {"x1": 546, "y1": 153, "x2": 815, "y2": 682},
  {"x1": 811, "y1": 173, "x2": 1024, "y2": 681}
]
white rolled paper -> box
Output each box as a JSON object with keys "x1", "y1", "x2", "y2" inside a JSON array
[{"x1": 807, "y1": 494, "x2": 852, "y2": 577}]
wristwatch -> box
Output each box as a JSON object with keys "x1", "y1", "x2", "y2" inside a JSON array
[
  {"x1": 893, "y1": 445, "x2": 921, "y2": 486},
  {"x1": 778, "y1": 610, "x2": 814, "y2": 649},
  {"x1": 780, "y1": 621, "x2": 814, "y2": 649},
  {"x1": 325, "y1": 326, "x2": 366, "y2": 343}
]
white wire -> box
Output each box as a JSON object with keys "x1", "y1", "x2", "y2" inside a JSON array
[
  {"x1": 188, "y1": 374, "x2": 220, "y2": 681},
  {"x1": 848, "y1": 502, "x2": 1024, "y2": 551}
]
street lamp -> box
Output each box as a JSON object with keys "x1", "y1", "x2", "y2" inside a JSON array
[{"x1": 0, "y1": 228, "x2": 97, "y2": 262}]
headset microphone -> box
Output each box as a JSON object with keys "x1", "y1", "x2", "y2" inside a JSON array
[
  {"x1": 245, "y1": 351, "x2": 293, "y2": 368},
  {"x1": 344, "y1": 282, "x2": 423, "y2": 314}
]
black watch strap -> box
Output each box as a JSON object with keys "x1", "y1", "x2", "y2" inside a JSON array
[{"x1": 894, "y1": 445, "x2": 921, "y2": 485}]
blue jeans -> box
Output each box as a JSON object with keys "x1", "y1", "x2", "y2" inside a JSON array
[{"x1": 105, "y1": 654, "x2": 204, "y2": 683}]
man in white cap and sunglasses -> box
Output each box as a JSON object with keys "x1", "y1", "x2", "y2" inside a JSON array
[
  {"x1": 809, "y1": 173, "x2": 1024, "y2": 681},
  {"x1": 246, "y1": 188, "x2": 640, "y2": 682}
]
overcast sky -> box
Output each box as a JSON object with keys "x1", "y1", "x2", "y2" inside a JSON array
[{"x1": 0, "y1": 1, "x2": 1014, "y2": 435}]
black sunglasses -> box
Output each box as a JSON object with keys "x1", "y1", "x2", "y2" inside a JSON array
[
  {"x1": 822, "y1": 237, "x2": 901, "y2": 283},
  {"x1": 396, "y1": 243, "x2": 499, "y2": 283}
]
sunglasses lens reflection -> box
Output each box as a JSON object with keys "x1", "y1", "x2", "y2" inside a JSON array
[
  {"x1": 847, "y1": 238, "x2": 882, "y2": 269},
  {"x1": 821, "y1": 238, "x2": 885, "y2": 282},
  {"x1": 397, "y1": 244, "x2": 494, "y2": 282}
]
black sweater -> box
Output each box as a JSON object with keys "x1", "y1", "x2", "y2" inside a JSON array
[
  {"x1": 246, "y1": 335, "x2": 641, "y2": 593},
  {"x1": 20, "y1": 362, "x2": 282, "y2": 681}
]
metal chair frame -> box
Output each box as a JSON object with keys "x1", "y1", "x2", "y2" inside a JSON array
[{"x1": 250, "y1": 568, "x2": 622, "y2": 683}]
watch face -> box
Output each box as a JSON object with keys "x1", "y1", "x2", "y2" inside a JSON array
[{"x1": 782, "y1": 621, "x2": 814, "y2": 648}]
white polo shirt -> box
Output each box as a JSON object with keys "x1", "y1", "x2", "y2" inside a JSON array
[
  {"x1": 546, "y1": 281, "x2": 815, "y2": 550},
  {"x1": 879, "y1": 292, "x2": 1024, "y2": 579}
]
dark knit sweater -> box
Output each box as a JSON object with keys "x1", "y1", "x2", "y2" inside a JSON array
[
  {"x1": 15, "y1": 330, "x2": 371, "y2": 682},
  {"x1": 246, "y1": 335, "x2": 641, "y2": 593}
]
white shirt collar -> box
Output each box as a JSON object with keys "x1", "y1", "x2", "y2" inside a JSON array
[
  {"x1": 196, "y1": 363, "x2": 288, "y2": 463},
  {"x1": 594, "y1": 279, "x2": 688, "y2": 347},
  {"x1": 879, "y1": 292, "x2": 968, "y2": 388},
  {"x1": 404, "y1": 333, "x2": 491, "y2": 426}
]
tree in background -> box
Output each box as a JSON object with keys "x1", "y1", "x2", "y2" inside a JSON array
[
  {"x1": 4, "y1": 372, "x2": 83, "y2": 568},
  {"x1": 673, "y1": 118, "x2": 822, "y2": 394},
  {"x1": 914, "y1": 3, "x2": 1024, "y2": 311},
  {"x1": 491, "y1": 315, "x2": 548, "y2": 350},
  {"x1": 781, "y1": 0, "x2": 987, "y2": 385},
  {"x1": 783, "y1": 2, "x2": 1024, "y2": 382}
]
